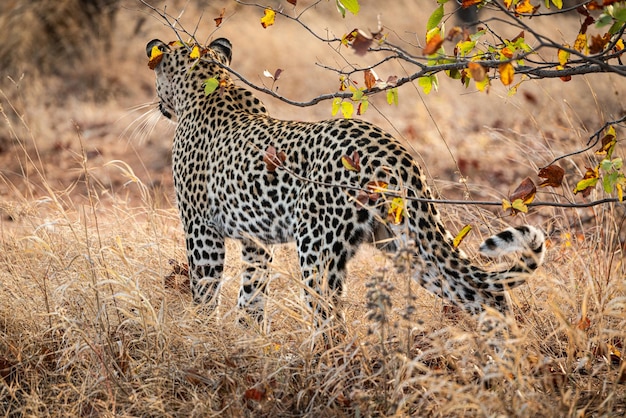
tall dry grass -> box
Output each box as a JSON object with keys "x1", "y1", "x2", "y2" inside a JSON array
[
  {"x1": 0, "y1": 0, "x2": 624, "y2": 416},
  {"x1": 0, "y1": 127, "x2": 624, "y2": 416}
]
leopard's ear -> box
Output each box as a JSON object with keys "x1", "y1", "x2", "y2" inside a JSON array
[
  {"x1": 146, "y1": 39, "x2": 169, "y2": 58},
  {"x1": 209, "y1": 38, "x2": 232, "y2": 64}
]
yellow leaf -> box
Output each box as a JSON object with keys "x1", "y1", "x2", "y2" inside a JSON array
[
  {"x1": 386, "y1": 88, "x2": 399, "y2": 105},
  {"x1": 340, "y1": 101, "x2": 354, "y2": 118},
  {"x1": 331, "y1": 98, "x2": 342, "y2": 116},
  {"x1": 366, "y1": 180, "x2": 388, "y2": 193},
  {"x1": 515, "y1": 0, "x2": 535, "y2": 14},
  {"x1": 453, "y1": 225, "x2": 472, "y2": 248},
  {"x1": 168, "y1": 40, "x2": 185, "y2": 48},
  {"x1": 574, "y1": 33, "x2": 587, "y2": 54},
  {"x1": 507, "y1": 76, "x2": 526, "y2": 96},
  {"x1": 263, "y1": 342, "x2": 281, "y2": 355},
  {"x1": 423, "y1": 33, "x2": 444, "y2": 55},
  {"x1": 150, "y1": 45, "x2": 163, "y2": 60},
  {"x1": 616, "y1": 39, "x2": 624, "y2": 51},
  {"x1": 475, "y1": 76, "x2": 490, "y2": 92},
  {"x1": 498, "y1": 62, "x2": 514, "y2": 86},
  {"x1": 608, "y1": 344, "x2": 622, "y2": 360},
  {"x1": 148, "y1": 45, "x2": 164, "y2": 69},
  {"x1": 558, "y1": 46, "x2": 570, "y2": 66},
  {"x1": 261, "y1": 8, "x2": 275, "y2": 28},
  {"x1": 503, "y1": 0, "x2": 513, "y2": 8},
  {"x1": 190, "y1": 45, "x2": 201, "y2": 59},
  {"x1": 595, "y1": 127, "x2": 616, "y2": 155},
  {"x1": 426, "y1": 27, "x2": 440, "y2": 43},
  {"x1": 573, "y1": 166, "x2": 599, "y2": 196},
  {"x1": 503, "y1": 198, "x2": 528, "y2": 214},
  {"x1": 551, "y1": 0, "x2": 563, "y2": 9},
  {"x1": 388, "y1": 197, "x2": 407, "y2": 225}
]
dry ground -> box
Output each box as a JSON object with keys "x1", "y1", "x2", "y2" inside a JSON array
[{"x1": 0, "y1": 0, "x2": 625, "y2": 416}]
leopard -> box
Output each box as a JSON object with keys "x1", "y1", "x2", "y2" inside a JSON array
[{"x1": 146, "y1": 37, "x2": 546, "y2": 324}]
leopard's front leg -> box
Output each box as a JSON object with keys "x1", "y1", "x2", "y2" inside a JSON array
[{"x1": 184, "y1": 217, "x2": 225, "y2": 310}]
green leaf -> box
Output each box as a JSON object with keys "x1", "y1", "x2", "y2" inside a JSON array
[
  {"x1": 337, "y1": 0, "x2": 359, "y2": 16},
  {"x1": 446, "y1": 68, "x2": 462, "y2": 79},
  {"x1": 511, "y1": 198, "x2": 529, "y2": 213},
  {"x1": 609, "y1": 21, "x2": 624, "y2": 35},
  {"x1": 603, "y1": 172, "x2": 618, "y2": 193},
  {"x1": 418, "y1": 75, "x2": 438, "y2": 94},
  {"x1": 335, "y1": 0, "x2": 346, "y2": 17},
  {"x1": 203, "y1": 78, "x2": 219, "y2": 95},
  {"x1": 613, "y1": 158, "x2": 623, "y2": 170},
  {"x1": 470, "y1": 30, "x2": 486, "y2": 42},
  {"x1": 427, "y1": 5, "x2": 444, "y2": 32},
  {"x1": 350, "y1": 86, "x2": 365, "y2": 101},
  {"x1": 600, "y1": 158, "x2": 614, "y2": 172},
  {"x1": 386, "y1": 87, "x2": 399, "y2": 105},
  {"x1": 614, "y1": 7, "x2": 626, "y2": 23},
  {"x1": 596, "y1": 14, "x2": 613, "y2": 28}
]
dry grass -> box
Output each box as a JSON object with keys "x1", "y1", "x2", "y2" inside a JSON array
[{"x1": 0, "y1": 1, "x2": 625, "y2": 416}]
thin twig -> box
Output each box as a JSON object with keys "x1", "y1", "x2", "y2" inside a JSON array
[{"x1": 543, "y1": 115, "x2": 626, "y2": 168}]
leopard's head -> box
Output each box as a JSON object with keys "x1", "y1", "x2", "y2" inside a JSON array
[{"x1": 146, "y1": 37, "x2": 233, "y2": 121}]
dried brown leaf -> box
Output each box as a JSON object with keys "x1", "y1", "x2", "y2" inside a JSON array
[{"x1": 538, "y1": 165, "x2": 564, "y2": 188}]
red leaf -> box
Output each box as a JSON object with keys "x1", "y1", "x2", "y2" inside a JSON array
[
  {"x1": 461, "y1": 0, "x2": 482, "y2": 8},
  {"x1": 214, "y1": 8, "x2": 225, "y2": 27},
  {"x1": 364, "y1": 69, "x2": 376, "y2": 90},
  {"x1": 576, "y1": 316, "x2": 591, "y2": 330},
  {"x1": 510, "y1": 177, "x2": 536, "y2": 203},
  {"x1": 264, "y1": 146, "x2": 286, "y2": 172},
  {"x1": 345, "y1": 29, "x2": 373, "y2": 56},
  {"x1": 244, "y1": 387, "x2": 266, "y2": 401}
]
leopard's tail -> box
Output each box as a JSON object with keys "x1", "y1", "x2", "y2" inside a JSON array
[
  {"x1": 479, "y1": 225, "x2": 546, "y2": 278},
  {"x1": 456, "y1": 225, "x2": 545, "y2": 313},
  {"x1": 400, "y1": 221, "x2": 546, "y2": 314}
]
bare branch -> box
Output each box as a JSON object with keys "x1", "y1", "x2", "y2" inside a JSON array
[
  {"x1": 259, "y1": 146, "x2": 622, "y2": 211},
  {"x1": 144, "y1": 0, "x2": 625, "y2": 108},
  {"x1": 543, "y1": 115, "x2": 626, "y2": 168}
]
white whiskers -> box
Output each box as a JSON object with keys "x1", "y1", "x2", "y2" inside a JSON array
[{"x1": 119, "y1": 101, "x2": 173, "y2": 145}]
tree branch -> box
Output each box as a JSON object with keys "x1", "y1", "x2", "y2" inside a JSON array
[{"x1": 141, "y1": 0, "x2": 625, "y2": 213}]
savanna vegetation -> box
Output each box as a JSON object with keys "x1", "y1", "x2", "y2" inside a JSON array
[{"x1": 0, "y1": 0, "x2": 624, "y2": 416}]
